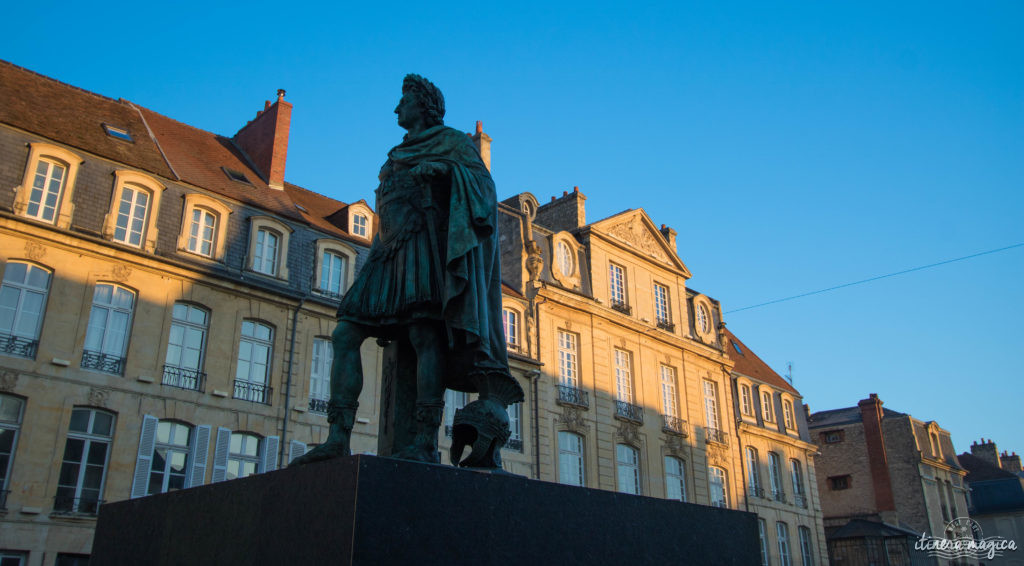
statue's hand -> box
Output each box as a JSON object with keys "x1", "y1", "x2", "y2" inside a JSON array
[{"x1": 410, "y1": 161, "x2": 449, "y2": 183}]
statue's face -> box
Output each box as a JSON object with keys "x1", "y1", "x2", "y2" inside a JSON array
[{"x1": 394, "y1": 92, "x2": 423, "y2": 130}]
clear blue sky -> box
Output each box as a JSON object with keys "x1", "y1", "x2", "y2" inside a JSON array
[{"x1": 5, "y1": 1, "x2": 1021, "y2": 458}]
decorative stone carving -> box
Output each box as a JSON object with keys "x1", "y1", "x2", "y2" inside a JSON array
[
  {"x1": 525, "y1": 240, "x2": 543, "y2": 283},
  {"x1": 616, "y1": 420, "x2": 640, "y2": 446},
  {"x1": 88, "y1": 388, "x2": 110, "y2": 408},
  {"x1": 558, "y1": 405, "x2": 585, "y2": 433},
  {"x1": 111, "y1": 264, "x2": 132, "y2": 282},
  {"x1": 665, "y1": 434, "x2": 685, "y2": 456},
  {"x1": 0, "y1": 370, "x2": 17, "y2": 392},
  {"x1": 604, "y1": 219, "x2": 670, "y2": 264},
  {"x1": 706, "y1": 443, "x2": 727, "y2": 467},
  {"x1": 24, "y1": 240, "x2": 46, "y2": 261}
]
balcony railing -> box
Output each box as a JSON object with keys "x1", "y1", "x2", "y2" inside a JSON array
[
  {"x1": 81, "y1": 350, "x2": 125, "y2": 375},
  {"x1": 0, "y1": 489, "x2": 8, "y2": 510},
  {"x1": 162, "y1": 365, "x2": 205, "y2": 392},
  {"x1": 53, "y1": 495, "x2": 102, "y2": 515},
  {"x1": 0, "y1": 333, "x2": 37, "y2": 359},
  {"x1": 233, "y1": 381, "x2": 272, "y2": 405},
  {"x1": 656, "y1": 320, "x2": 675, "y2": 332},
  {"x1": 793, "y1": 494, "x2": 807, "y2": 508},
  {"x1": 662, "y1": 414, "x2": 687, "y2": 436},
  {"x1": 309, "y1": 398, "x2": 329, "y2": 415},
  {"x1": 610, "y1": 300, "x2": 632, "y2": 315},
  {"x1": 615, "y1": 401, "x2": 644, "y2": 424},
  {"x1": 705, "y1": 427, "x2": 729, "y2": 446},
  {"x1": 772, "y1": 489, "x2": 787, "y2": 504},
  {"x1": 313, "y1": 288, "x2": 343, "y2": 302},
  {"x1": 505, "y1": 437, "x2": 523, "y2": 451},
  {"x1": 747, "y1": 486, "x2": 765, "y2": 499},
  {"x1": 556, "y1": 385, "x2": 589, "y2": 409}
]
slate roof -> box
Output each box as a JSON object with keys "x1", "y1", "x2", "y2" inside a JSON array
[
  {"x1": 958, "y1": 453, "x2": 1024, "y2": 513},
  {"x1": 826, "y1": 519, "x2": 920, "y2": 540},
  {"x1": 724, "y1": 327, "x2": 799, "y2": 394},
  {"x1": 808, "y1": 405, "x2": 907, "y2": 428}
]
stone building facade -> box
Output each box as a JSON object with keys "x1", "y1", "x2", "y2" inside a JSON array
[{"x1": 809, "y1": 394, "x2": 971, "y2": 565}]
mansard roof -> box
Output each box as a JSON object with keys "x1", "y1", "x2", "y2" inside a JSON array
[
  {"x1": 724, "y1": 328, "x2": 800, "y2": 395},
  {"x1": 586, "y1": 208, "x2": 691, "y2": 277},
  {"x1": 0, "y1": 58, "x2": 364, "y2": 243}
]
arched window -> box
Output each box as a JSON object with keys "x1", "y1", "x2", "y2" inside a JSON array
[
  {"x1": 616, "y1": 444, "x2": 641, "y2": 495},
  {"x1": 14, "y1": 143, "x2": 83, "y2": 228},
  {"x1": 227, "y1": 432, "x2": 262, "y2": 480},
  {"x1": 234, "y1": 320, "x2": 273, "y2": 404},
  {"x1": 502, "y1": 307, "x2": 520, "y2": 349},
  {"x1": 247, "y1": 216, "x2": 292, "y2": 280},
  {"x1": 0, "y1": 395, "x2": 26, "y2": 503},
  {"x1": 82, "y1": 283, "x2": 135, "y2": 375},
  {"x1": 210, "y1": 429, "x2": 278, "y2": 482},
  {"x1": 762, "y1": 390, "x2": 775, "y2": 422},
  {"x1": 740, "y1": 384, "x2": 753, "y2": 416},
  {"x1": 768, "y1": 452, "x2": 785, "y2": 502},
  {"x1": 791, "y1": 459, "x2": 807, "y2": 508},
  {"x1": 308, "y1": 337, "x2": 333, "y2": 414},
  {"x1": 56, "y1": 408, "x2": 115, "y2": 514},
  {"x1": 0, "y1": 261, "x2": 51, "y2": 358},
  {"x1": 709, "y1": 466, "x2": 728, "y2": 508},
  {"x1": 163, "y1": 303, "x2": 209, "y2": 391},
  {"x1": 746, "y1": 447, "x2": 762, "y2": 497},
  {"x1": 558, "y1": 431, "x2": 584, "y2": 487},
  {"x1": 664, "y1": 456, "x2": 686, "y2": 502}
]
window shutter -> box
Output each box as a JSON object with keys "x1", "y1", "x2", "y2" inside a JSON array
[
  {"x1": 262, "y1": 435, "x2": 280, "y2": 472},
  {"x1": 211, "y1": 427, "x2": 232, "y2": 483},
  {"x1": 288, "y1": 440, "x2": 308, "y2": 464},
  {"x1": 130, "y1": 415, "x2": 159, "y2": 499},
  {"x1": 188, "y1": 425, "x2": 211, "y2": 488}
]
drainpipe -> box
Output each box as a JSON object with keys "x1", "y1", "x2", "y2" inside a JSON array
[
  {"x1": 279, "y1": 295, "x2": 307, "y2": 469},
  {"x1": 531, "y1": 294, "x2": 547, "y2": 480}
]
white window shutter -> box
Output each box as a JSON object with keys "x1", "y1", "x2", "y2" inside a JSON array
[
  {"x1": 130, "y1": 415, "x2": 159, "y2": 499},
  {"x1": 288, "y1": 440, "x2": 308, "y2": 464},
  {"x1": 211, "y1": 427, "x2": 232, "y2": 483},
  {"x1": 262, "y1": 435, "x2": 280, "y2": 472},
  {"x1": 188, "y1": 425, "x2": 211, "y2": 488}
]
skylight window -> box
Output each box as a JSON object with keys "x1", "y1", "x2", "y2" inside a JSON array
[
  {"x1": 103, "y1": 124, "x2": 133, "y2": 142},
  {"x1": 222, "y1": 167, "x2": 251, "y2": 185},
  {"x1": 295, "y1": 204, "x2": 308, "y2": 212},
  {"x1": 732, "y1": 341, "x2": 743, "y2": 355}
]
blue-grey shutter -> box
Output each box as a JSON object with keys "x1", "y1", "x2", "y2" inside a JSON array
[
  {"x1": 262, "y1": 435, "x2": 280, "y2": 472},
  {"x1": 288, "y1": 440, "x2": 308, "y2": 464},
  {"x1": 211, "y1": 427, "x2": 232, "y2": 483},
  {"x1": 130, "y1": 415, "x2": 159, "y2": 499},
  {"x1": 188, "y1": 425, "x2": 211, "y2": 488}
]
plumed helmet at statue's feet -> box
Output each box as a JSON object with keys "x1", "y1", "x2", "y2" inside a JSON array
[{"x1": 403, "y1": 74, "x2": 445, "y2": 127}]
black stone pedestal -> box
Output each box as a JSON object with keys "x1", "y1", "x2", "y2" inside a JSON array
[{"x1": 92, "y1": 455, "x2": 758, "y2": 565}]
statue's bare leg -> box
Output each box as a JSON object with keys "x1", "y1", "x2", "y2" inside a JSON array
[
  {"x1": 392, "y1": 321, "x2": 446, "y2": 463},
  {"x1": 289, "y1": 320, "x2": 368, "y2": 466}
]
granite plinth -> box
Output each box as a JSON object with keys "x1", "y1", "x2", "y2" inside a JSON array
[{"x1": 92, "y1": 455, "x2": 758, "y2": 565}]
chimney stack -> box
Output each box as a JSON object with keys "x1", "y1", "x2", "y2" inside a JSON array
[
  {"x1": 534, "y1": 187, "x2": 587, "y2": 231},
  {"x1": 1000, "y1": 451, "x2": 1022, "y2": 473},
  {"x1": 660, "y1": 223, "x2": 678, "y2": 252},
  {"x1": 971, "y1": 438, "x2": 1002, "y2": 469},
  {"x1": 472, "y1": 120, "x2": 492, "y2": 171},
  {"x1": 233, "y1": 89, "x2": 292, "y2": 190},
  {"x1": 858, "y1": 394, "x2": 896, "y2": 512}
]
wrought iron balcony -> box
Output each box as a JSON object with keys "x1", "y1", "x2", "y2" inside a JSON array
[
  {"x1": 615, "y1": 400, "x2": 644, "y2": 424},
  {"x1": 233, "y1": 380, "x2": 272, "y2": 405},
  {"x1": 309, "y1": 398, "x2": 329, "y2": 415},
  {"x1": 747, "y1": 486, "x2": 765, "y2": 498},
  {"x1": 556, "y1": 385, "x2": 589, "y2": 409},
  {"x1": 313, "y1": 288, "x2": 343, "y2": 302},
  {"x1": 772, "y1": 489, "x2": 788, "y2": 503},
  {"x1": 793, "y1": 494, "x2": 807, "y2": 508},
  {"x1": 0, "y1": 489, "x2": 8, "y2": 510},
  {"x1": 705, "y1": 427, "x2": 729, "y2": 446},
  {"x1": 53, "y1": 495, "x2": 102, "y2": 515},
  {"x1": 0, "y1": 333, "x2": 37, "y2": 359},
  {"x1": 505, "y1": 437, "x2": 523, "y2": 451},
  {"x1": 162, "y1": 365, "x2": 205, "y2": 392},
  {"x1": 662, "y1": 414, "x2": 687, "y2": 436},
  {"x1": 81, "y1": 350, "x2": 125, "y2": 375},
  {"x1": 656, "y1": 319, "x2": 675, "y2": 332},
  {"x1": 610, "y1": 300, "x2": 632, "y2": 315}
]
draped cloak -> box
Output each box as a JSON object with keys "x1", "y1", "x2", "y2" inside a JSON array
[{"x1": 338, "y1": 125, "x2": 522, "y2": 401}]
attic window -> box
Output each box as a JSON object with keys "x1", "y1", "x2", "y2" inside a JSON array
[
  {"x1": 222, "y1": 167, "x2": 252, "y2": 185},
  {"x1": 295, "y1": 204, "x2": 308, "y2": 212},
  {"x1": 103, "y1": 124, "x2": 133, "y2": 142},
  {"x1": 732, "y1": 341, "x2": 743, "y2": 355}
]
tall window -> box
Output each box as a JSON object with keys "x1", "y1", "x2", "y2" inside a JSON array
[
  {"x1": 352, "y1": 214, "x2": 368, "y2": 237},
  {"x1": 616, "y1": 444, "x2": 641, "y2": 495},
  {"x1": 608, "y1": 263, "x2": 626, "y2": 307},
  {"x1": 502, "y1": 308, "x2": 519, "y2": 348},
  {"x1": 777, "y1": 522, "x2": 792, "y2": 566},
  {"x1": 665, "y1": 456, "x2": 686, "y2": 502},
  {"x1": 613, "y1": 349, "x2": 633, "y2": 403},
  {"x1": 56, "y1": 408, "x2": 114, "y2": 514},
  {"x1": 227, "y1": 433, "x2": 261, "y2": 480},
  {"x1": 186, "y1": 207, "x2": 217, "y2": 257},
  {"x1": 0, "y1": 395, "x2": 25, "y2": 506},
  {"x1": 783, "y1": 400, "x2": 795, "y2": 429},
  {"x1": 653, "y1": 283, "x2": 670, "y2": 325},
  {"x1": 148, "y1": 421, "x2": 192, "y2": 495},
  {"x1": 709, "y1": 466, "x2": 728, "y2": 508},
  {"x1": 82, "y1": 284, "x2": 135, "y2": 375},
  {"x1": 506, "y1": 402, "x2": 522, "y2": 450},
  {"x1": 0, "y1": 262, "x2": 50, "y2": 359},
  {"x1": 112, "y1": 185, "x2": 150, "y2": 247},
  {"x1": 25, "y1": 159, "x2": 67, "y2": 223},
  {"x1": 318, "y1": 250, "x2": 347, "y2": 298},
  {"x1": 558, "y1": 431, "x2": 585, "y2": 486},
  {"x1": 759, "y1": 519, "x2": 771, "y2": 566},
  {"x1": 703, "y1": 380, "x2": 720, "y2": 432},
  {"x1": 556, "y1": 241, "x2": 574, "y2": 276},
  {"x1": 234, "y1": 321, "x2": 273, "y2": 404},
  {"x1": 740, "y1": 384, "x2": 753, "y2": 416},
  {"x1": 791, "y1": 459, "x2": 806, "y2": 507},
  {"x1": 762, "y1": 391, "x2": 774, "y2": 422},
  {"x1": 253, "y1": 228, "x2": 280, "y2": 275},
  {"x1": 557, "y1": 331, "x2": 578, "y2": 387},
  {"x1": 769, "y1": 452, "x2": 785, "y2": 501},
  {"x1": 799, "y1": 526, "x2": 814, "y2": 566},
  {"x1": 746, "y1": 446, "x2": 762, "y2": 496},
  {"x1": 660, "y1": 365, "x2": 678, "y2": 418},
  {"x1": 308, "y1": 338, "x2": 332, "y2": 411},
  {"x1": 0, "y1": 551, "x2": 27, "y2": 565},
  {"x1": 695, "y1": 302, "x2": 711, "y2": 334},
  {"x1": 163, "y1": 303, "x2": 209, "y2": 391}
]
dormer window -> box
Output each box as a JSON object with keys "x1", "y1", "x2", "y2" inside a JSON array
[
  {"x1": 246, "y1": 217, "x2": 292, "y2": 280},
  {"x1": 352, "y1": 214, "x2": 368, "y2": 237},
  {"x1": 222, "y1": 167, "x2": 251, "y2": 185},
  {"x1": 103, "y1": 124, "x2": 133, "y2": 143}
]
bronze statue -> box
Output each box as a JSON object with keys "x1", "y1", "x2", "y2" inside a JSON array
[{"x1": 292, "y1": 75, "x2": 523, "y2": 469}]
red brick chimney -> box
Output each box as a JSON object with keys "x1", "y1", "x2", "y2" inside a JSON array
[
  {"x1": 858, "y1": 393, "x2": 896, "y2": 512},
  {"x1": 472, "y1": 120, "x2": 492, "y2": 171},
  {"x1": 234, "y1": 89, "x2": 292, "y2": 190}
]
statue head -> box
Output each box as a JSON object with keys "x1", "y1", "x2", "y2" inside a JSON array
[{"x1": 400, "y1": 74, "x2": 445, "y2": 128}]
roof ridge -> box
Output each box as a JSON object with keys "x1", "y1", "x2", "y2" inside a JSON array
[{"x1": 1, "y1": 59, "x2": 127, "y2": 106}]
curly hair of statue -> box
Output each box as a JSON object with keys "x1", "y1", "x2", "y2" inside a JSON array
[{"x1": 402, "y1": 74, "x2": 445, "y2": 126}]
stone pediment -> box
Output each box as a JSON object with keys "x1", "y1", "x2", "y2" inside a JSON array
[{"x1": 591, "y1": 210, "x2": 690, "y2": 276}]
